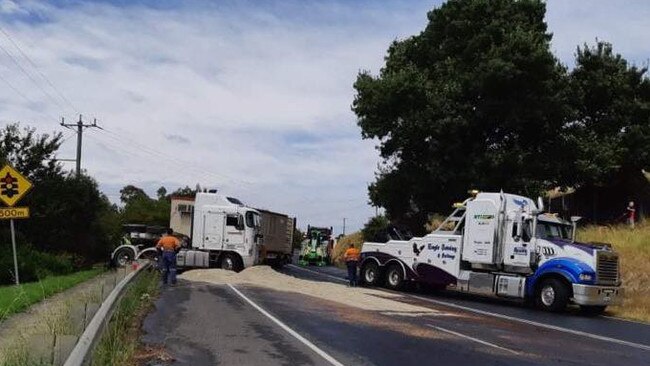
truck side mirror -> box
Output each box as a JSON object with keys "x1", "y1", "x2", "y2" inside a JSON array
[
  {"x1": 537, "y1": 197, "x2": 545, "y2": 212},
  {"x1": 237, "y1": 215, "x2": 245, "y2": 231}
]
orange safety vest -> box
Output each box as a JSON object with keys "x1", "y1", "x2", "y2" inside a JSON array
[
  {"x1": 344, "y1": 247, "x2": 360, "y2": 262},
  {"x1": 157, "y1": 235, "x2": 180, "y2": 252}
]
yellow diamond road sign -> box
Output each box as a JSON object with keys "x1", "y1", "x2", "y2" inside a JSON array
[{"x1": 0, "y1": 164, "x2": 32, "y2": 207}]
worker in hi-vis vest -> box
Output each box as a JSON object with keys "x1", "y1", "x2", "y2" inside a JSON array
[
  {"x1": 156, "y1": 228, "x2": 181, "y2": 285},
  {"x1": 343, "y1": 244, "x2": 361, "y2": 287}
]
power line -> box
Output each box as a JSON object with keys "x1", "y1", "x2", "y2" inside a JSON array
[
  {"x1": 0, "y1": 36, "x2": 68, "y2": 114},
  {"x1": 0, "y1": 70, "x2": 60, "y2": 123},
  {"x1": 0, "y1": 26, "x2": 79, "y2": 114}
]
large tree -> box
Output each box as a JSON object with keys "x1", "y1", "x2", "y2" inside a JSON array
[
  {"x1": 0, "y1": 123, "x2": 120, "y2": 263},
  {"x1": 564, "y1": 42, "x2": 650, "y2": 219},
  {"x1": 353, "y1": 0, "x2": 570, "y2": 231}
]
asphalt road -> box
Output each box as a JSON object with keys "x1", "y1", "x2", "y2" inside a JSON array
[{"x1": 139, "y1": 265, "x2": 650, "y2": 366}]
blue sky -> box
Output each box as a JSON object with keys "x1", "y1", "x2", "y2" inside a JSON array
[{"x1": 0, "y1": 0, "x2": 648, "y2": 233}]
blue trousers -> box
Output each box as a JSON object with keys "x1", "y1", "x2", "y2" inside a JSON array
[
  {"x1": 346, "y1": 261, "x2": 358, "y2": 286},
  {"x1": 162, "y1": 251, "x2": 177, "y2": 285}
]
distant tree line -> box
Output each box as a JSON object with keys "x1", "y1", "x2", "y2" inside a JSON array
[{"x1": 353, "y1": 0, "x2": 650, "y2": 233}]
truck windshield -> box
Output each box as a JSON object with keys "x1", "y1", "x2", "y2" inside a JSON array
[{"x1": 536, "y1": 222, "x2": 571, "y2": 240}]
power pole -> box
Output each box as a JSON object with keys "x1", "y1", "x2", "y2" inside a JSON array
[
  {"x1": 342, "y1": 217, "x2": 346, "y2": 236},
  {"x1": 61, "y1": 115, "x2": 99, "y2": 176}
]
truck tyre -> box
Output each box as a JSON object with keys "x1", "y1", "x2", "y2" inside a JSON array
[
  {"x1": 536, "y1": 278, "x2": 570, "y2": 312},
  {"x1": 360, "y1": 261, "x2": 380, "y2": 287},
  {"x1": 385, "y1": 264, "x2": 404, "y2": 290},
  {"x1": 220, "y1": 253, "x2": 243, "y2": 272},
  {"x1": 580, "y1": 305, "x2": 607, "y2": 317},
  {"x1": 113, "y1": 248, "x2": 135, "y2": 267}
]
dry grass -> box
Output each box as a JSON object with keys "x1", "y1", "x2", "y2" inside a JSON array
[
  {"x1": 331, "y1": 232, "x2": 364, "y2": 265},
  {"x1": 577, "y1": 223, "x2": 650, "y2": 322}
]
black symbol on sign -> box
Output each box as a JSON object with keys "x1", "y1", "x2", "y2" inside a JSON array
[{"x1": 1, "y1": 172, "x2": 19, "y2": 198}]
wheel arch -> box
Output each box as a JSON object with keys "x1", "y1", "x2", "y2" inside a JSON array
[
  {"x1": 530, "y1": 272, "x2": 574, "y2": 299},
  {"x1": 360, "y1": 256, "x2": 381, "y2": 268},
  {"x1": 136, "y1": 247, "x2": 158, "y2": 260}
]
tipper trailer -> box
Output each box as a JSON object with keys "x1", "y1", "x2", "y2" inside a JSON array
[{"x1": 359, "y1": 192, "x2": 623, "y2": 314}]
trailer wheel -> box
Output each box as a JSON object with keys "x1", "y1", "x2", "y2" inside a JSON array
[
  {"x1": 220, "y1": 253, "x2": 243, "y2": 272},
  {"x1": 113, "y1": 248, "x2": 135, "y2": 267},
  {"x1": 536, "y1": 278, "x2": 570, "y2": 312},
  {"x1": 360, "y1": 261, "x2": 380, "y2": 287},
  {"x1": 385, "y1": 264, "x2": 404, "y2": 290},
  {"x1": 580, "y1": 305, "x2": 607, "y2": 317}
]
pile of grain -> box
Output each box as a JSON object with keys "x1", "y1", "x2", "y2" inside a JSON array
[{"x1": 180, "y1": 266, "x2": 443, "y2": 315}]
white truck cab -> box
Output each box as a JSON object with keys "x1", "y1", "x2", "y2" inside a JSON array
[
  {"x1": 111, "y1": 191, "x2": 262, "y2": 272},
  {"x1": 187, "y1": 192, "x2": 262, "y2": 270},
  {"x1": 360, "y1": 192, "x2": 623, "y2": 314}
]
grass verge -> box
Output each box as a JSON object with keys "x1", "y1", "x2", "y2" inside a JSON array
[
  {"x1": 0, "y1": 268, "x2": 104, "y2": 322},
  {"x1": 91, "y1": 269, "x2": 160, "y2": 366},
  {"x1": 577, "y1": 223, "x2": 650, "y2": 322}
]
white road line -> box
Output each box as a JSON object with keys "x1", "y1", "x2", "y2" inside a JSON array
[
  {"x1": 411, "y1": 294, "x2": 650, "y2": 352},
  {"x1": 288, "y1": 264, "x2": 349, "y2": 283},
  {"x1": 227, "y1": 284, "x2": 346, "y2": 366},
  {"x1": 426, "y1": 324, "x2": 519, "y2": 354},
  {"x1": 286, "y1": 264, "x2": 650, "y2": 352}
]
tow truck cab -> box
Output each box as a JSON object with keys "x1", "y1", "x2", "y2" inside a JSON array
[{"x1": 360, "y1": 192, "x2": 623, "y2": 314}]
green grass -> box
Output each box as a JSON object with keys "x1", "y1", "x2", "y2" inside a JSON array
[
  {"x1": 0, "y1": 268, "x2": 104, "y2": 322},
  {"x1": 92, "y1": 269, "x2": 160, "y2": 366}
]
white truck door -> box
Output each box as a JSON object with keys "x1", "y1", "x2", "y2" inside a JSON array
[
  {"x1": 203, "y1": 211, "x2": 225, "y2": 250},
  {"x1": 224, "y1": 214, "x2": 245, "y2": 250},
  {"x1": 462, "y1": 199, "x2": 499, "y2": 264},
  {"x1": 503, "y1": 219, "x2": 533, "y2": 268}
]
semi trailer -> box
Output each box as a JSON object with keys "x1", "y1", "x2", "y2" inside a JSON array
[
  {"x1": 111, "y1": 191, "x2": 262, "y2": 271},
  {"x1": 258, "y1": 209, "x2": 296, "y2": 267},
  {"x1": 359, "y1": 191, "x2": 623, "y2": 314}
]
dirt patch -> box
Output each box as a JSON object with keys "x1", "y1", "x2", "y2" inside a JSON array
[{"x1": 180, "y1": 266, "x2": 448, "y2": 316}]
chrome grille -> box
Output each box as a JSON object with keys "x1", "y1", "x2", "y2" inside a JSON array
[{"x1": 597, "y1": 251, "x2": 619, "y2": 285}]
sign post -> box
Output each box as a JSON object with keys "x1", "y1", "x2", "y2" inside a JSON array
[{"x1": 0, "y1": 164, "x2": 33, "y2": 285}]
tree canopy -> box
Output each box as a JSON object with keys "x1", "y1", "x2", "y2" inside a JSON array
[
  {"x1": 0, "y1": 123, "x2": 120, "y2": 267},
  {"x1": 353, "y1": 0, "x2": 650, "y2": 231}
]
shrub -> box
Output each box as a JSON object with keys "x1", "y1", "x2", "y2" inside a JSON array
[{"x1": 0, "y1": 245, "x2": 76, "y2": 285}]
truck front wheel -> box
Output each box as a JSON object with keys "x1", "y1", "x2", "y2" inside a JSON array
[
  {"x1": 113, "y1": 248, "x2": 135, "y2": 267},
  {"x1": 536, "y1": 278, "x2": 570, "y2": 312},
  {"x1": 220, "y1": 253, "x2": 243, "y2": 272},
  {"x1": 385, "y1": 264, "x2": 404, "y2": 290},
  {"x1": 360, "y1": 261, "x2": 380, "y2": 287}
]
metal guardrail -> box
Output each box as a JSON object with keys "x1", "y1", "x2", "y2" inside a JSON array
[{"x1": 63, "y1": 261, "x2": 152, "y2": 366}]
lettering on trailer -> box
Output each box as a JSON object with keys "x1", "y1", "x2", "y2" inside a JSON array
[
  {"x1": 427, "y1": 242, "x2": 458, "y2": 261},
  {"x1": 0, "y1": 165, "x2": 32, "y2": 207},
  {"x1": 0, "y1": 206, "x2": 29, "y2": 220}
]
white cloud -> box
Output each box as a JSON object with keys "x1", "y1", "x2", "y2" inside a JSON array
[
  {"x1": 0, "y1": 0, "x2": 25, "y2": 15},
  {"x1": 546, "y1": 0, "x2": 650, "y2": 67},
  {"x1": 0, "y1": 0, "x2": 434, "y2": 233},
  {"x1": 0, "y1": 1, "x2": 647, "y2": 233}
]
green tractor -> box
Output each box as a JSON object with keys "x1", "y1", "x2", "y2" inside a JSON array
[{"x1": 298, "y1": 225, "x2": 333, "y2": 266}]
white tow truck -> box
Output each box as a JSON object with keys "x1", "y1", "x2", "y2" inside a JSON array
[
  {"x1": 359, "y1": 191, "x2": 623, "y2": 314},
  {"x1": 111, "y1": 191, "x2": 262, "y2": 271}
]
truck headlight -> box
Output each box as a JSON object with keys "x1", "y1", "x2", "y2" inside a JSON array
[{"x1": 579, "y1": 273, "x2": 593, "y2": 281}]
